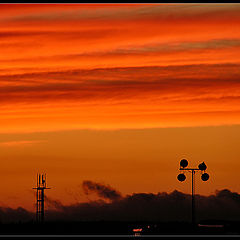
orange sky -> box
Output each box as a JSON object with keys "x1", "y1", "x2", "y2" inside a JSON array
[{"x1": 1, "y1": 3, "x2": 240, "y2": 211}]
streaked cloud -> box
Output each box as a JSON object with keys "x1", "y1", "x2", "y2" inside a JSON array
[
  {"x1": 0, "y1": 140, "x2": 46, "y2": 147},
  {"x1": 0, "y1": 4, "x2": 239, "y2": 133}
]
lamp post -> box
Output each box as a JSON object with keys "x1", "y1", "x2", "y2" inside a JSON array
[{"x1": 177, "y1": 159, "x2": 209, "y2": 226}]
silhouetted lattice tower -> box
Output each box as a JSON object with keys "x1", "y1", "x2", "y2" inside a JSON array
[{"x1": 33, "y1": 173, "x2": 50, "y2": 223}]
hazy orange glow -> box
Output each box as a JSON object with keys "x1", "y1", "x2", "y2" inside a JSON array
[{"x1": 1, "y1": 4, "x2": 240, "y2": 211}]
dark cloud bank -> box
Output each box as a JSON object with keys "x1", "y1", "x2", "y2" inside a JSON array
[{"x1": 1, "y1": 180, "x2": 240, "y2": 223}]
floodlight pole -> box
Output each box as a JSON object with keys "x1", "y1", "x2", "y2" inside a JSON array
[
  {"x1": 191, "y1": 169, "x2": 195, "y2": 226},
  {"x1": 178, "y1": 160, "x2": 209, "y2": 228},
  {"x1": 179, "y1": 167, "x2": 199, "y2": 226}
]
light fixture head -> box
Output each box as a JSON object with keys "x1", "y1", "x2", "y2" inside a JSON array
[
  {"x1": 177, "y1": 173, "x2": 186, "y2": 182},
  {"x1": 180, "y1": 159, "x2": 188, "y2": 168},
  {"x1": 201, "y1": 173, "x2": 209, "y2": 181},
  {"x1": 198, "y1": 162, "x2": 207, "y2": 171}
]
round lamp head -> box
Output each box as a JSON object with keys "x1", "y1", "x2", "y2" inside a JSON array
[
  {"x1": 198, "y1": 162, "x2": 207, "y2": 171},
  {"x1": 180, "y1": 159, "x2": 188, "y2": 168},
  {"x1": 177, "y1": 173, "x2": 186, "y2": 182},
  {"x1": 201, "y1": 173, "x2": 209, "y2": 181}
]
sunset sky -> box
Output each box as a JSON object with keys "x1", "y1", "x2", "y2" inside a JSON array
[{"x1": 1, "y1": 3, "x2": 240, "y2": 211}]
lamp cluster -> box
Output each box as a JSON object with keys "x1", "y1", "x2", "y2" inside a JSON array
[{"x1": 177, "y1": 159, "x2": 210, "y2": 182}]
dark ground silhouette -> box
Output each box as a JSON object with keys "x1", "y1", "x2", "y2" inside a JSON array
[
  {"x1": 0, "y1": 220, "x2": 239, "y2": 235},
  {"x1": 0, "y1": 181, "x2": 240, "y2": 235}
]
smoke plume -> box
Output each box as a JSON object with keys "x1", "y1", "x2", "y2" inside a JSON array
[{"x1": 82, "y1": 180, "x2": 122, "y2": 201}]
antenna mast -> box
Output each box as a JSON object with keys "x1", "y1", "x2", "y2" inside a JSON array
[{"x1": 33, "y1": 173, "x2": 51, "y2": 223}]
